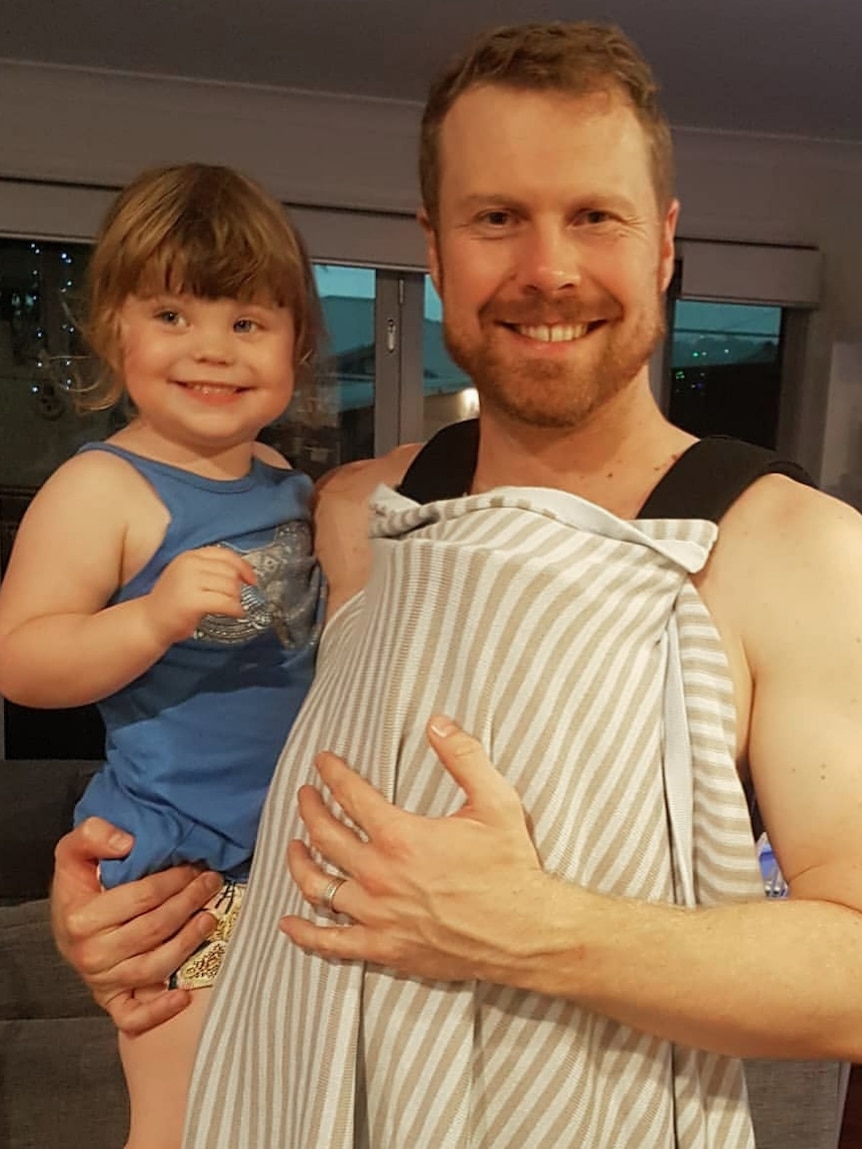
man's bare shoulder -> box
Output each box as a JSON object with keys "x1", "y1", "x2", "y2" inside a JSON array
[
  {"x1": 316, "y1": 444, "x2": 421, "y2": 504},
  {"x1": 695, "y1": 472, "x2": 862, "y2": 776},
  {"x1": 707, "y1": 472, "x2": 862, "y2": 658},
  {"x1": 719, "y1": 472, "x2": 862, "y2": 563}
]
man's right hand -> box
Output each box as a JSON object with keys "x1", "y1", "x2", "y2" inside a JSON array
[{"x1": 51, "y1": 817, "x2": 222, "y2": 1035}]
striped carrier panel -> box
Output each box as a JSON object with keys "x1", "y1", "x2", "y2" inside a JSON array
[{"x1": 185, "y1": 485, "x2": 764, "y2": 1149}]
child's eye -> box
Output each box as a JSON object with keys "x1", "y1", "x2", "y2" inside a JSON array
[
  {"x1": 234, "y1": 318, "x2": 260, "y2": 334},
  {"x1": 154, "y1": 309, "x2": 182, "y2": 326}
]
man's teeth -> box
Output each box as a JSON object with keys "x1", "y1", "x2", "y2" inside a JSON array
[{"x1": 515, "y1": 323, "x2": 589, "y2": 343}]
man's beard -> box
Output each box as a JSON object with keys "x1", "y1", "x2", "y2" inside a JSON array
[{"x1": 443, "y1": 292, "x2": 666, "y2": 430}]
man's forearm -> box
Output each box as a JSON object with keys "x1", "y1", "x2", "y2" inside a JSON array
[
  {"x1": 496, "y1": 880, "x2": 862, "y2": 1060},
  {"x1": 286, "y1": 725, "x2": 862, "y2": 1063}
]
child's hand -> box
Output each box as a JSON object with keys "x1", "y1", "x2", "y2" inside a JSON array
[{"x1": 145, "y1": 546, "x2": 257, "y2": 645}]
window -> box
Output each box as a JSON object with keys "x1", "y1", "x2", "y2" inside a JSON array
[
  {"x1": 667, "y1": 300, "x2": 785, "y2": 448},
  {"x1": 422, "y1": 276, "x2": 477, "y2": 442},
  {"x1": 266, "y1": 263, "x2": 376, "y2": 477},
  {"x1": 0, "y1": 207, "x2": 821, "y2": 758},
  {"x1": 0, "y1": 239, "x2": 112, "y2": 494}
]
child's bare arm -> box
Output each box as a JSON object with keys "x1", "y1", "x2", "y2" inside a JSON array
[{"x1": 0, "y1": 455, "x2": 255, "y2": 708}]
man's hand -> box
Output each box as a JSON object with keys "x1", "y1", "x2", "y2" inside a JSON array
[
  {"x1": 145, "y1": 546, "x2": 257, "y2": 646},
  {"x1": 51, "y1": 817, "x2": 222, "y2": 1034},
  {"x1": 281, "y1": 716, "x2": 550, "y2": 982}
]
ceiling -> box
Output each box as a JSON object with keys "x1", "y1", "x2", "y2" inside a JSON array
[{"x1": 3, "y1": 0, "x2": 862, "y2": 142}]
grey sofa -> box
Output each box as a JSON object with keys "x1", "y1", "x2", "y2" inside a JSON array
[
  {"x1": 0, "y1": 760, "x2": 849, "y2": 1149},
  {"x1": 0, "y1": 760, "x2": 127, "y2": 1149}
]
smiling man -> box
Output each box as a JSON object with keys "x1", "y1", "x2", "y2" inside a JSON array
[
  {"x1": 422, "y1": 86, "x2": 673, "y2": 437},
  {"x1": 50, "y1": 22, "x2": 862, "y2": 1149}
]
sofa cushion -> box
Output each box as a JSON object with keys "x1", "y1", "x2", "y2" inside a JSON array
[
  {"x1": 0, "y1": 899, "x2": 127, "y2": 1149},
  {"x1": 0, "y1": 898, "x2": 103, "y2": 1020},
  {"x1": 0, "y1": 759, "x2": 99, "y2": 903},
  {"x1": 745, "y1": 1057, "x2": 849, "y2": 1149},
  {"x1": 0, "y1": 1016, "x2": 128, "y2": 1149}
]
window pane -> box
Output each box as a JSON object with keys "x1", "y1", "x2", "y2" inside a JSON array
[
  {"x1": 267, "y1": 263, "x2": 376, "y2": 478},
  {"x1": 0, "y1": 237, "x2": 109, "y2": 758},
  {"x1": 671, "y1": 301, "x2": 782, "y2": 369},
  {"x1": 422, "y1": 277, "x2": 477, "y2": 441},
  {"x1": 0, "y1": 239, "x2": 115, "y2": 493},
  {"x1": 668, "y1": 300, "x2": 784, "y2": 448}
]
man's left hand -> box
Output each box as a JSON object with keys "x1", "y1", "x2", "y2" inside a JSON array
[{"x1": 282, "y1": 716, "x2": 550, "y2": 982}]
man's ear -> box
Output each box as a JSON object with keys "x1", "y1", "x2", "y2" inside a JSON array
[
  {"x1": 418, "y1": 209, "x2": 442, "y2": 295},
  {"x1": 659, "y1": 198, "x2": 680, "y2": 293}
]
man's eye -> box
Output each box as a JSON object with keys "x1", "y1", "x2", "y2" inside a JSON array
[
  {"x1": 579, "y1": 210, "x2": 612, "y2": 226},
  {"x1": 480, "y1": 210, "x2": 512, "y2": 228}
]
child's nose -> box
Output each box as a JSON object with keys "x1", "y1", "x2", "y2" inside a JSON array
[{"x1": 192, "y1": 324, "x2": 234, "y2": 363}]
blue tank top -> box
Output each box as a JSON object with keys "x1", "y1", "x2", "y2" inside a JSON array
[{"x1": 73, "y1": 443, "x2": 323, "y2": 887}]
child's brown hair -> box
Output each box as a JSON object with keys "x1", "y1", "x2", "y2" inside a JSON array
[{"x1": 80, "y1": 163, "x2": 322, "y2": 409}]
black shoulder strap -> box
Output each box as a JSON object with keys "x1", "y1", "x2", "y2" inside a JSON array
[
  {"x1": 400, "y1": 422, "x2": 814, "y2": 841},
  {"x1": 639, "y1": 435, "x2": 815, "y2": 521},
  {"x1": 398, "y1": 421, "x2": 815, "y2": 520},
  {"x1": 398, "y1": 418, "x2": 480, "y2": 503}
]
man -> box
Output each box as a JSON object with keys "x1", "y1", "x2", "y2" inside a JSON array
[{"x1": 52, "y1": 21, "x2": 862, "y2": 1149}]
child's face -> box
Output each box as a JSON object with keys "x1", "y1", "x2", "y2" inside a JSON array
[{"x1": 117, "y1": 293, "x2": 296, "y2": 452}]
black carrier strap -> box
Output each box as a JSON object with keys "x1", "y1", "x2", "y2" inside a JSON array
[
  {"x1": 398, "y1": 420, "x2": 815, "y2": 520},
  {"x1": 639, "y1": 435, "x2": 815, "y2": 521},
  {"x1": 398, "y1": 419, "x2": 480, "y2": 503}
]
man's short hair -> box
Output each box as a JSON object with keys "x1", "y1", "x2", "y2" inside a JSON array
[{"x1": 420, "y1": 21, "x2": 674, "y2": 226}]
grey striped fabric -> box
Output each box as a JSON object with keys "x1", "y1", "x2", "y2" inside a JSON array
[{"x1": 184, "y1": 486, "x2": 764, "y2": 1149}]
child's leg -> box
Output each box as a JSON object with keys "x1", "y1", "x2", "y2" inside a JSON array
[{"x1": 118, "y1": 987, "x2": 212, "y2": 1149}]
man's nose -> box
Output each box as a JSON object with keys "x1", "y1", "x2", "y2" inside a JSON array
[{"x1": 516, "y1": 225, "x2": 582, "y2": 295}]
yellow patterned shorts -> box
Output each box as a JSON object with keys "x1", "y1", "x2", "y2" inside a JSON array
[{"x1": 168, "y1": 877, "x2": 246, "y2": 990}]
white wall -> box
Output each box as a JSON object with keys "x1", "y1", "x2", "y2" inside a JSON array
[
  {"x1": 3, "y1": 59, "x2": 862, "y2": 482},
  {"x1": 0, "y1": 61, "x2": 422, "y2": 218}
]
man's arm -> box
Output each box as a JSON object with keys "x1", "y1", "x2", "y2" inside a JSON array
[
  {"x1": 283, "y1": 717, "x2": 862, "y2": 1061},
  {"x1": 51, "y1": 817, "x2": 221, "y2": 1034},
  {"x1": 315, "y1": 443, "x2": 420, "y2": 619},
  {"x1": 282, "y1": 479, "x2": 862, "y2": 1062}
]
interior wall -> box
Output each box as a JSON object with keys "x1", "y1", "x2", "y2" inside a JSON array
[
  {"x1": 2, "y1": 59, "x2": 862, "y2": 484},
  {"x1": 673, "y1": 132, "x2": 862, "y2": 485},
  {"x1": 822, "y1": 343, "x2": 862, "y2": 507}
]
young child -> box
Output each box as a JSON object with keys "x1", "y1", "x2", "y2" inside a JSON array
[{"x1": 0, "y1": 163, "x2": 325, "y2": 1148}]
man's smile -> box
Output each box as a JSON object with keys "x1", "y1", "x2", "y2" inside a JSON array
[
  {"x1": 498, "y1": 319, "x2": 608, "y2": 345},
  {"x1": 511, "y1": 322, "x2": 590, "y2": 343}
]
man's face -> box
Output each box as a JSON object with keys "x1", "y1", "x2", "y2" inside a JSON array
[{"x1": 423, "y1": 84, "x2": 679, "y2": 430}]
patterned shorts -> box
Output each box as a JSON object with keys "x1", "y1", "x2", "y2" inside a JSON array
[{"x1": 168, "y1": 877, "x2": 246, "y2": 990}]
